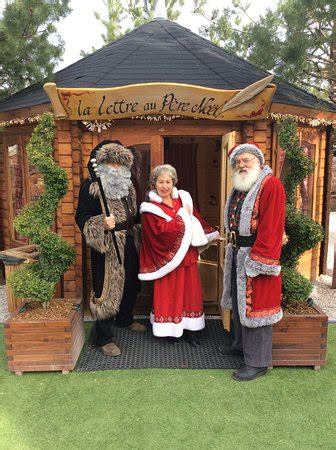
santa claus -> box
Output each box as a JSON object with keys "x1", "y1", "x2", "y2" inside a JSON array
[{"x1": 220, "y1": 143, "x2": 286, "y2": 381}]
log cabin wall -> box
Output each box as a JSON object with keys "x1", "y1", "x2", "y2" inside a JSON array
[
  {"x1": 296, "y1": 126, "x2": 327, "y2": 280},
  {"x1": 0, "y1": 114, "x2": 330, "y2": 305},
  {"x1": 0, "y1": 129, "x2": 6, "y2": 252},
  {"x1": 0, "y1": 129, "x2": 5, "y2": 280},
  {"x1": 54, "y1": 120, "x2": 78, "y2": 299}
]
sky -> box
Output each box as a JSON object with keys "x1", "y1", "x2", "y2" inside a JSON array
[
  {"x1": 0, "y1": 0, "x2": 276, "y2": 71},
  {"x1": 55, "y1": 0, "x2": 276, "y2": 71}
]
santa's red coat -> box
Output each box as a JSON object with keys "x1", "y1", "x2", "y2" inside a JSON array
[{"x1": 221, "y1": 169, "x2": 286, "y2": 328}]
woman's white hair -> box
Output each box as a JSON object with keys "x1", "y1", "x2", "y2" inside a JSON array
[{"x1": 150, "y1": 164, "x2": 178, "y2": 186}]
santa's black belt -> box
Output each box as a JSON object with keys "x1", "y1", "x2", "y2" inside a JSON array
[{"x1": 227, "y1": 231, "x2": 257, "y2": 248}]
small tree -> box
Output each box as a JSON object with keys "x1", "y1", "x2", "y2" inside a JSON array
[
  {"x1": 8, "y1": 113, "x2": 75, "y2": 306},
  {"x1": 0, "y1": 0, "x2": 71, "y2": 98},
  {"x1": 278, "y1": 117, "x2": 324, "y2": 304}
]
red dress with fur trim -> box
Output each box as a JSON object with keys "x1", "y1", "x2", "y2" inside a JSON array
[{"x1": 139, "y1": 197, "x2": 216, "y2": 337}]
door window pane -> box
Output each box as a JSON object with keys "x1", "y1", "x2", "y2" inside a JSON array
[{"x1": 28, "y1": 161, "x2": 44, "y2": 202}]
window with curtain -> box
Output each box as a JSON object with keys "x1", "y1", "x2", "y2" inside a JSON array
[
  {"x1": 6, "y1": 136, "x2": 44, "y2": 244},
  {"x1": 297, "y1": 139, "x2": 315, "y2": 218},
  {"x1": 7, "y1": 143, "x2": 27, "y2": 243},
  {"x1": 279, "y1": 130, "x2": 316, "y2": 219}
]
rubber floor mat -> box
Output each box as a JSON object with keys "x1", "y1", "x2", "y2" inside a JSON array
[{"x1": 76, "y1": 319, "x2": 243, "y2": 371}]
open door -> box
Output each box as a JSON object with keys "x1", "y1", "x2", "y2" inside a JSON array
[{"x1": 218, "y1": 132, "x2": 236, "y2": 331}]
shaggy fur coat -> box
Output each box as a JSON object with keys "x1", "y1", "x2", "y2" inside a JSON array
[{"x1": 75, "y1": 179, "x2": 140, "y2": 320}]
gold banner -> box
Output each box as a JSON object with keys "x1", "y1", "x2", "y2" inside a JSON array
[{"x1": 44, "y1": 77, "x2": 276, "y2": 121}]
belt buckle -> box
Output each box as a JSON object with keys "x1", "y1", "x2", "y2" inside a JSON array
[{"x1": 230, "y1": 231, "x2": 237, "y2": 248}]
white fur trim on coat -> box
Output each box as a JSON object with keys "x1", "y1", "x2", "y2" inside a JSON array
[
  {"x1": 139, "y1": 202, "x2": 173, "y2": 221},
  {"x1": 172, "y1": 186, "x2": 179, "y2": 199},
  {"x1": 245, "y1": 255, "x2": 281, "y2": 277},
  {"x1": 191, "y1": 215, "x2": 208, "y2": 247},
  {"x1": 148, "y1": 186, "x2": 179, "y2": 203},
  {"x1": 138, "y1": 206, "x2": 192, "y2": 280},
  {"x1": 146, "y1": 188, "x2": 212, "y2": 248},
  {"x1": 148, "y1": 191, "x2": 163, "y2": 203},
  {"x1": 205, "y1": 230, "x2": 220, "y2": 243},
  {"x1": 150, "y1": 312, "x2": 205, "y2": 337},
  {"x1": 221, "y1": 245, "x2": 283, "y2": 327}
]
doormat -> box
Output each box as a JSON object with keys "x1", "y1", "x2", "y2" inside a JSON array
[{"x1": 76, "y1": 319, "x2": 243, "y2": 371}]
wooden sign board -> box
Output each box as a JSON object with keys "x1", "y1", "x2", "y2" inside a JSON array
[{"x1": 44, "y1": 77, "x2": 276, "y2": 121}]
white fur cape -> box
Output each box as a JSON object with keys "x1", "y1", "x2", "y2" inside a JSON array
[{"x1": 138, "y1": 188, "x2": 219, "y2": 280}]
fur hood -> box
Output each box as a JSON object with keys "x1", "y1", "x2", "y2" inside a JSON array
[{"x1": 95, "y1": 142, "x2": 133, "y2": 168}]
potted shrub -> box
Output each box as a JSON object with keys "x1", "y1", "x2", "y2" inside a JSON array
[
  {"x1": 3, "y1": 113, "x2": 84, "y2": 375},
  {"x1": 272, "y1": 117, "x2": 327, "y2": 369}
]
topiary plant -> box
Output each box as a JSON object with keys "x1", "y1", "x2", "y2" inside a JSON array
[
  {"x1": 8, "y1": 113, "x2": 75, "y2": 306},
  {"x1": 278, "y1": 117, "x2": 324, "y2": 304}
]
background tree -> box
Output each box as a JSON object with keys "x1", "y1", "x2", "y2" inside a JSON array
[
  {"x1": 0, "y1": 0, "x2": 71, "y2": 99},
  {"x1": 93, "y1": 0, "x2": 185, "y2": 43},
  {"x1": 195, "y1": 0, "x2": 336, "y2": 102},
  {"x1": 94, "y1": 0, "x2": 125, "y2": 43}
]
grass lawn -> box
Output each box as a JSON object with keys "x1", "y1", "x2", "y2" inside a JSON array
[{"x1": 0, "y1": 324, "x2": 335, "y2": 450}]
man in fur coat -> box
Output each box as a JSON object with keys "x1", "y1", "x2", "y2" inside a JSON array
[
  {"x1": 221, "y1": 143, "x2": 286, "y2": 381},
  {"x1": 75, "y1": 140, "x2": 146, "y2": 357}
]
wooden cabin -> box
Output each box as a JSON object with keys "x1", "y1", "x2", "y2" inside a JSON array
[{"x1": 0, "y1": 19, "x2": 335, "y2": 314}]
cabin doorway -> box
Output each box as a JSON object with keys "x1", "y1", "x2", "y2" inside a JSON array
[{"x1": 164, "y1": 134, "x2": 235, "y2": 317}]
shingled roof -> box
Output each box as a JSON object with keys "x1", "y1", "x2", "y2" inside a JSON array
[{"x1": 0, "y1": 18, "x2": 335, "y2": 113}]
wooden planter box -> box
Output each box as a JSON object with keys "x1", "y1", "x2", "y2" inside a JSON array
[
  {"x1": 4, "y1": 300, "x2": 85, "y2": 375},
  {"x1": 272, "y1": 305, "x2": 328, "y2": 369}
]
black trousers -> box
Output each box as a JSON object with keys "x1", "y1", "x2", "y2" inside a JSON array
[
  {"x1": 91, "y1": 234, "x2": 140, "y2": 347},
  {"x1": 231, "y1": 250, "x2": 273, "y2": 367}
]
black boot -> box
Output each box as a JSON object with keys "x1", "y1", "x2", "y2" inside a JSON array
[
  {"x1": 183, "y1": 330, "x2": 201, "y2": 347},
  {"x1": 218, "y1": 345, "x2": 243, "y2": 356},
  {"x1": 232, "y1": 365, "x2": 268, "y2": 381}
]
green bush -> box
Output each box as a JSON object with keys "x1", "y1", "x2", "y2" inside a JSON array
[
  {"x1": 281, "y1": 266, "x2": 313, "y2": 303},
  {"x1": 278, "y1": 117, "x2": 324, "y2": 304},
  {"x1": 8, "y1": 113, "x2": 75, "y2": 304},
  {"x1": 281, "y1": 205, "x2": 324, "y2": 267}
]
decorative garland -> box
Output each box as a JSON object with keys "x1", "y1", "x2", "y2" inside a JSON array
[
  {"x1": 268, "y1": 112, "x2": 335, "y2": 127},
  {"x1": 1, "y1": 111, "x2": 334, "y2": 129},
  {"x1": 132, "y1": 115, "x2": 186, "y2": 122},
  {"x1": 0, "y1": 114, "x2": 50, "y2": 129},
  {"x1": 82, "y1": 120, "x2": 112, "y2": 132}
]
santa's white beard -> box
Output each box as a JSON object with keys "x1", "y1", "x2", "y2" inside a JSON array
[
  {"x1": 98, "y1": 164, "x2": 132, "y2": 200},
  {"x1": 233, "y1": 164, "x2": 261, "y2": 192}
]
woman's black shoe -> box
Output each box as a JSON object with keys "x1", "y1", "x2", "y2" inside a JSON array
[
  {"x1": 166, "y1": 336, "x2": 179, "y2": 345},
  {"x1": 183, "y1": 330, "x2": 201, "y2": 347}
]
